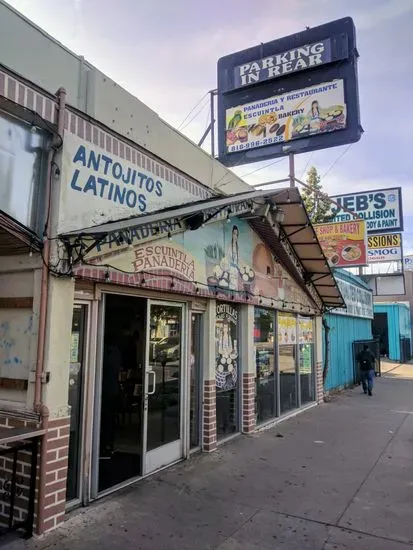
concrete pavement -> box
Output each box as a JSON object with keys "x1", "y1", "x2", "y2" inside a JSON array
[{"x1": 5, "y1": 364, "x2": 413, "y2": 549}]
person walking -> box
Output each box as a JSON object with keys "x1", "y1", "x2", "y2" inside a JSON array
[{"x1": 357, "y1": 344, "x2": 376, "y2": 396}]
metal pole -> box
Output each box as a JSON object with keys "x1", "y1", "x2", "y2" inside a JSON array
[
  {"x1": 289, "y1": 153, "x2": 295, "y2": 188},
  {"x1": 210, "y1": 90, "x2": 215, "y2": 158}
]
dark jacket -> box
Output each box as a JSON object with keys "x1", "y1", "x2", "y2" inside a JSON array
[{"x1": 357, "y1": 349, "x2": 375, "y2": 371}]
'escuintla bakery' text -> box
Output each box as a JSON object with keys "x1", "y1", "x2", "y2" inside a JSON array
[{"x1": 133, "y1": 245, "x2": 195, "y2": 281}]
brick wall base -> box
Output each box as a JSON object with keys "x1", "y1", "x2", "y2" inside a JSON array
[
  {"x1": 316, "y1": 361, "x2": 324, "y2": 403},
  {"x1": 0, "y1": 416, "x2": 39, "y2": 532},
  {"x1": 202, "y1": 380, "x2": 217, "y2": 452},
  {"x1": 38, "y1": 417, "x2": 70, "y2": 534},
  {"x1": 242, "y1": 373, "x2": 256, "y2": 433}
]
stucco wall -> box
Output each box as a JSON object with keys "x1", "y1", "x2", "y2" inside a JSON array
[
  {"x1": 0, "y1": 0, "x2": 250, "y2": 196},
  {"x1": 0, "y1": 255, "x2": 42, "y2": 404}
]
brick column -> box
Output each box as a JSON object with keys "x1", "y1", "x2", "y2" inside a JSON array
[
  {"x1": 38, "y1": 416, "x2": 70, "y2": 533},
  {"x1": 315, "y1": 316, "x2": 324, "y2": 403},
  {"x1": 203, "y1": 381, "x2": 217, "y2": 452},
  {"x1": 242, "y1": 373, "x2": 256, "y2": 432},
  {"x1": 315, "y1": 361, "x2": 324, "y2": 403},
  {"x1": 240, "y1": 304, "x2": 256, "y2": 433},
  {"x1": 202, "y1": 300, "x2": 217, "y2": 452}
]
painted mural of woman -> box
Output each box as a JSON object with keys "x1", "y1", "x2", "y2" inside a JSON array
[{"x1": 227, "y1": 225, "x2": 240, "y2": 290}]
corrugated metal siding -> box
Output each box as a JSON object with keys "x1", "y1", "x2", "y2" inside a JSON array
[{"x1": 324, "y1": 314, "x2": 372, "y2": 391}]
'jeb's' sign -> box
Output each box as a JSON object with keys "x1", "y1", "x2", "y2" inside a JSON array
[
  {"x1": 330, "y1": 188, "x2": 403, "y2": 234},
  {"x1": 233, "y1": 39, "x2": 332, "y2": 88}
]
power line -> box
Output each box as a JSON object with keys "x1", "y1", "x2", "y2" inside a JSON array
[
  {"x1": 177, "y1": 92, "x2": 209, "y2": 130},
  {"x1": 321, "y1": 144, "x2": 353, "y2": 180},
  {"x1": 240, "y1": 157, "x2": 285, "y2": 179},
  {"x1": 300, "y1": 152, "x2": 314, "y2": 179},
  {"x1": 180, "y1": 97, "x2": 210, "y2": 132}
]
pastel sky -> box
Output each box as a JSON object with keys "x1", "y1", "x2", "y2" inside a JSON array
[{"x1": 6, "y1": 0, "x2": 413, "y2": 251}]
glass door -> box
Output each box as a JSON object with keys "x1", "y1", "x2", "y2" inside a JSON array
[{"x1": 143, "y1": 301, "x2": 185, "y2": 474}]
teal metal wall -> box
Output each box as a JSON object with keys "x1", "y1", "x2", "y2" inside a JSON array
[
  {"x1": 374, "y1": 303, "x2": 411, "y2": 361},
  {"x1": 324, "y1": 270, "x2": 373, "y2": 391}
]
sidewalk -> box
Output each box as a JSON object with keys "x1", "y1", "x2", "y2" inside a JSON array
[{"x1": 6, "y1": 364, "x2": 413, "y2": 550}]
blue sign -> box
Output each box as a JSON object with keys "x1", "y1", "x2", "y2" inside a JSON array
[
  {"x1": 330, "y1": 188, "x2": 403, "y2": 234},
  {"x1": 217, "y1": 17, "x2": 361, "y2": 167}
]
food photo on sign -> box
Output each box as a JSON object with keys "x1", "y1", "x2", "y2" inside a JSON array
[
  {"x1": 314, "y1": 220, "x2": 367, "y2": 268},
  {"x1": 225, "y1": 80, "x2": 346, "y2": 154}
]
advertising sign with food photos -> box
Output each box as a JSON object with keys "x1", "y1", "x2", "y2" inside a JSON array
[
  {"x1": 314, "y1": 220, "x2": 367, "y2": 268},
  {"x1": 217, "y1": 17, "x2": 361, "y2": 167},
  {"x1": 278, "y1": 315, "x2": 297, "y2": 345},
  {"x1": 225, "y1": 80, "x2": 346, "y2": 154},
  {"x1": 298, "y1": 317, "x2": 314, "y2": 344}
]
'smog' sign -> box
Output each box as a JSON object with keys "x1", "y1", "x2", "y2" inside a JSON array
[
  {"x1": 367, "y1": 233, "x2": 402, "y2": 263},
  {"x1": 217, "y1": 17, "x2": 361, "y2": 167},
  {"x1": 233, "y1": 39, "x2": 332, "y2": 88},
  {"x1": 330, "y1": 188, "x2": 403, "y2": 234}
]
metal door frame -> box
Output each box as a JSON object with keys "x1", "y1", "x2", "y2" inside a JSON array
[
  {"x1": 143, "y1": 299, "x2": 188, "y2": 475},
  {"x1": 66, "y1": 300, "x2": 91, "y2": 510}
]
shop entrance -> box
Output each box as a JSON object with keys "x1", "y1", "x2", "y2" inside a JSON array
[
  {"x1": 96, "y1": 295, "x2": 185, "y2": 493},
  {"x1": 373, "y1": 312, "x2": 389, "y2": 356}
]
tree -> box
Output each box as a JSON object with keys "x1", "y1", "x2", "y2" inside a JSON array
[{"x1": 301, "y1": 166, "x2": 332, "y2": 223}]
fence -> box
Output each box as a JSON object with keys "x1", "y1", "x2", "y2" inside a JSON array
[
  {"x1": 400, "y1": 337, "x2": 411, "y2": 364},
  {"x1": 0, "y1": 427, "x2": 44, "y2": 539}
]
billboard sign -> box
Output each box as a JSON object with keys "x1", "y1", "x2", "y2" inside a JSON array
[
  {"x1": 367, "y1": 233, "x2": 402, "y2": 263},
  {"x1": 217, "y1": 17, "x2": 361, "y2": 167},
  {"x1": 330, "y1": 188, "x2": 403, "y2": 234},
  {"x1": 225, "y1": 80, "x2": 346, "y2": 155},
  {"x1": 332, "y1": 278, "x2": 374, "y2": 319},
  {"x1": 404, "y1": 255, "x2": 413, "y2": 271},
  {"x1": 233, "y1": 39, "x2": 333, "y2": 88},
  {"x1": 314, "y1": 219, "x2": 367, "y2": 268}
]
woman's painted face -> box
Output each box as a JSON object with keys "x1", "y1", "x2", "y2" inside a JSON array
[{"x1": 232, "y1": 228, "x2": 239, "y2": 241}]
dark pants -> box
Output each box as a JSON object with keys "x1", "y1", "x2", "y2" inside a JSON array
[{"x1": 360, "y1": 369, "x2": 374, "y2": 394}]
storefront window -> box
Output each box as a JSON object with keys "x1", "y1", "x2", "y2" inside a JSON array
[
  {"x1": 0, "y1": 114, "x2": 47, "y2": 233},
  {"x1": 254, "y1": 308, "x2": 276, "y2": 424},
  {"x1": 215, "y1": 303, "x2": 239, "y2": 440},
  {"x1": 278, "y1": 314, "x2": 298, "y2": 414},
  {"x1": 298, "y1": 317, "x2": 315, "y2": 404}
]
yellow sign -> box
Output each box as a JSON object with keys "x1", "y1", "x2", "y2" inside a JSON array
[
  {"x1": 314, "y1": 219, "x2": 367, "y2": 268},
  {"x1": 368, "y1": 233, "x2": 401, "y2": 249}
]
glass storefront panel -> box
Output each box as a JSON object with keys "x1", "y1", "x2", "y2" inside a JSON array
[
  {"x1": 215, "y1": 303, "x2": 239, "y2": 440},
  {"x1": 0, "y1": 114, "x2": 47, "y2": 232},
  {"x1": 278, "y1": 314, "x2": 298, "y2": 414},
  {"x1": 254, "y1": 308, "x2": 276, "y2": 424},
  {"x1": 298, "y1": 317, "x2": 315, "y2": 405}
]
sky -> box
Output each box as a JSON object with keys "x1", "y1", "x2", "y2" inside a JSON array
[{"x1": 6, "y1": 0, "x2": 413, "y2": 251}]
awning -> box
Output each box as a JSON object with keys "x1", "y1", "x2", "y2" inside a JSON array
[
  {"x1": 0, "y1": 211, "x2": 42, "y2": 256},
  {"x1": 60, "y1": 188, "x2": 344, "y2": 310}
]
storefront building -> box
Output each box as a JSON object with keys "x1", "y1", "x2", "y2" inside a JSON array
[
  {"x1": 323, "y1": 270, "x2": 374, "y2": 392},
  {"x1": 0, "y1": 1, "x2": 344, "y2": 535}
]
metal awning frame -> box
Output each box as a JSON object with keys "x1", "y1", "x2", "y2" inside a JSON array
[{"x1": 59, "y1": 188, "x2": 344, "y2": 311}]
